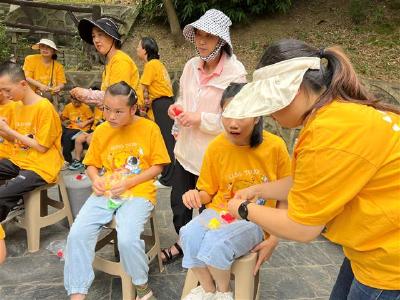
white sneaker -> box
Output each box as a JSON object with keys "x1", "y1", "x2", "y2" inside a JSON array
[
  {"x1": 215, "y1": 291, "x2": 234, "y2": 300},
  {"x1": 183, "y1": 286, "x2": 216, "y2": 300}
]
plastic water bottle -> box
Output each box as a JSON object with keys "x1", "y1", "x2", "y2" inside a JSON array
[
  {"x1": 46, "y1": 240, "x2": 67, "y2": 261},
  {"x1": 171, "y1": 120, "x2": 180, "y2": 139}
]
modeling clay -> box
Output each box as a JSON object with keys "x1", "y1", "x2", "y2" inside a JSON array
[
  {"x1": 220, "y1": 212, "x2": 236, "y2": 224},
  {"x1": 173, "y1": 107, "x2": 183, "y2": 116},
  {"x1": 207, "y1": 218, "x2": 221, "y2": 229}
]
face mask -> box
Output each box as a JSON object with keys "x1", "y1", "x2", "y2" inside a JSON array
[{"x1": 196, "y1": 39, "x2": 226, "y2": 62}]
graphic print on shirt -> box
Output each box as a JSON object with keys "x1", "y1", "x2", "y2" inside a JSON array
[
  {"x1": 107, "y1": 143, "x2": 144, "y2": 175},
  {"x1": 220, "y1": 169, "x2": 268, "y2": 210}
]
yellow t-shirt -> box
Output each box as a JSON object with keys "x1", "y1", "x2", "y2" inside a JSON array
[
  {"x1": 140, "y1": 59, "x2": 173, "y2": 101},
  {"x1": 61, "y1": 103, "x2": 93, "y2": 131},
  {"x1": 91, "y1": 107, "x2": 104, "y2": 131},
  {"x1": 83, "y1": 117, "x2": 170, "y2": 205},
  {"x1": 0, "y1": 101, "x2": 16, "y2": 159},
  {"x1": 288, "y1": 100, "x2": 400, "y2": 290},
  {"x1": 101, "y1": 50, "x2": 140, "y2": 92},
  {"x1": 23, "y1": 54, "x2": 66, "y2": 92},
  {"x1": 10, "y1": 98, "x2": 63, "y2": 183},
  {"x1": 0, "y1": 224, "x2": 4, "y2": 240},
  {"x1": 197, "y1": 131, "x2": 291, "y2": 213}
]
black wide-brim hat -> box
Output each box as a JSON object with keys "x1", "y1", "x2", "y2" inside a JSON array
[{"x1": 78, "y1": 17, "x2": 121, "y2": 45}]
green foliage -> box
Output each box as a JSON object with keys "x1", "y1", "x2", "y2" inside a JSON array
[
  {"x1": 0, "y1": 23, "x2": 11, "y2": 63},
  {"x1": 142, "y1": 0, "x2": 292, "y2": 24}
]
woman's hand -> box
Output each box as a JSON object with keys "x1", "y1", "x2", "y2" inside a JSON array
[
  {"x1": 251, "y1": 236, "x2": 279, "y2": 275},
  {"x1": 178, "y1": 111, "x2": 201, "y2": 127},
  {"x1": 39, "y1": 84, "x2": 50, "y2": 93},
  {"x1": 182, "y1": 189, "x2": 202, "y2": 209},
  {"x1": 92, "y1": 176, "x2": 106, "y2": 196},
  {"x1": 70, "y1": 87, "x2": 87, "y2": 102},
  {"x1": 167, "y1": 104, "x2": 183, "y2": 119}
]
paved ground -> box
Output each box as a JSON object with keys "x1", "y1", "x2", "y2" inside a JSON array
[{"x1": 0, "y1": 174, "x2": 344, "y2": 300}]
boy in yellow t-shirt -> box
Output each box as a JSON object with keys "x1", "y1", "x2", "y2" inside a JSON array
[
  {"x1": 64, "y1": 81, "x2": 170, "y2": 300},
  {"x1": 69, "y1": 104, "x2": 105, "y2": 171},
  {"x1": 61, "y1": 96, "x2": 93, "y2": 164},
  {"x1": 180, "y1": 83, "x2": 291, "y2": 299},
  {"x1": 0, "y1": 62, "x2": 63, "y2": 223},
  {"x1": 0, "y1": 224, "x2": 5, "y2": 264},
  {"x1": 0, "y1": 92, "x2": 16, "y2": 159}
]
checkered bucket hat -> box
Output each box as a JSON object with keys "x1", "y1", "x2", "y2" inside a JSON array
[{"x1": 183, "y1": 9, "x2": 233, "y2": 54}]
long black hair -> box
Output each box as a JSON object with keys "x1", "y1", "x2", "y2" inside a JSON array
[
  {"x1": 140, "y1": 37, "x2": 160, "y2": 60},
  {"x1": 221, "y1": 82, "x2": 264, "y2": 148},
  {"x1": 257, "y1": 39, "x2": 399, "y2": 115}
]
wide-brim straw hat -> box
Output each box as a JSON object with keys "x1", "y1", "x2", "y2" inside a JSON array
[
  {"x1": 183, "y1": 9, "x2": 233, "y2": 54},
  {"x1": 78, "y1": 17, "x2": 121, "y2": 45},
  {"x1": 32, "y1": 38, "x2": 58, "y2": 51}
]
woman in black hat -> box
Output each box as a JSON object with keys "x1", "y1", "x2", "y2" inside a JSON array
[{"x1": 70, "y1": 18, "x2": 141, "y2": 106}]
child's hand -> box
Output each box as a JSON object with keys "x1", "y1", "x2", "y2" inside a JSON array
[
  {"x1": 233, "y1": 186, "x2": 259, "y2": 202},
  {"x1": 251, "y1": 236, "x2": 279, "y2": 275},
  {"x1": 178, "y1": 112, "x2": 201, "y2": 128},
  {"x1": 92, "y1": 176, "x2": 106, "y2": 196},
  {"x1": 109, "y1": 180, "x2": 130, "y2": 197},
  {"x1": 182, "y1": 189, "x2": 202, "y2": 209}
]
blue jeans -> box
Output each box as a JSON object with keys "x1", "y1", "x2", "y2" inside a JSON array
[
  {"x1": 64, "y1": 194, "x2": 154, "y2": 295},
  {"x1": 330, "y1": 258, "x2": 400, "y2": 300},
  {"x1": 180, "y1": 208, "x2": 264, "y2": 270}
]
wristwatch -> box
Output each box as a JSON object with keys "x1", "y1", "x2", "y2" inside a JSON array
[{"x1": 238, "y1": 200, "x2": 251, "y2": 221}]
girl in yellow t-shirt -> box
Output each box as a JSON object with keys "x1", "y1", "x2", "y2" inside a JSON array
[
  {"x1": 23, "y1": 39, "x2": 66, "y2": 99},
  {"x1": 136, "y1": 37, "x2": 175, "y2": 187},
  {"x1": 64, "y1": 82, "x2": 170, "y2": 300},
  {"x1": 225, "y1": 40, "x2": 400, "y2": 299},
  {"x1": 180, "y1": 83, "x2": 291, "y2": 300},
  {"x1": 69, "y1": 18, "x2": 141, "y2": 107}
]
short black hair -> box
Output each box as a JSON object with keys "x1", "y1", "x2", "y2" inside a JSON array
[
  {"x1": 221, "y1": 82, "x2": 264, "y2": 148},
  {"x1": 0, "y1": 62, "x2": 26, "y2": 82},
  {"x1": 106, "y1": 81, "x2": 138, "y2": 106},
  {"x1": 141, "y1": 37, "x2": 160, "y2": 60}
]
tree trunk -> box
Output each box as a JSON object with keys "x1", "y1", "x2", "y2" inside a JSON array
[{"x1": 162, "y1": 0, "x2": 184, "y2": 46}]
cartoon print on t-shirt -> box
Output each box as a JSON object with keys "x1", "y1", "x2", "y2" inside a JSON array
[{"x1": 108, "y1": 144, "x2": 144, "y2": 175}]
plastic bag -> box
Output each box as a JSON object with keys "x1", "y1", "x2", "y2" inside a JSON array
[{"x1": 46, "y1": 240, "x2": 67, "y2": 261}]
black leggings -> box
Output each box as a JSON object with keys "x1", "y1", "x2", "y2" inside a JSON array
[
  {"x1": 61, "y1": 127, "x2": 80, "y2": 163},
  {"x1": 170, "y1": 160, "x2": 198, "y2": 234},
  {"x1": 152, "y1": 96, "x2": 175, "y2": 186}
]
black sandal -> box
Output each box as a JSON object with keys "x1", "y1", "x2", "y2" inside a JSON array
[{"x1": 161, "y1": 242, "x2": 183, "y2": 265}]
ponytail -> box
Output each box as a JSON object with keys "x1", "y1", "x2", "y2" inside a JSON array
[
  {"x1": 258, "y1": 39, "x2": 399, "y2": 115},
  {"x1": 315, "y1": 46, "x2": 399, "y2": 114}
]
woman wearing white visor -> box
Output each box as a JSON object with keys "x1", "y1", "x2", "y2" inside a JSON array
[{"x1": 225, "y1": 39, "x2": 400, "y2": 300}]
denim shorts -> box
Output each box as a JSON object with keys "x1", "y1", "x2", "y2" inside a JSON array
[{"x1": 180, "y1": 208, "x2": 264, "y2": 270}]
